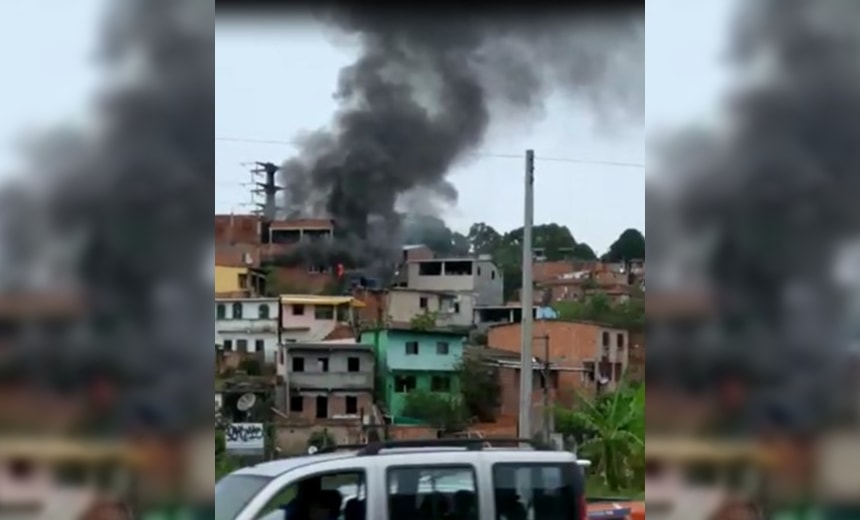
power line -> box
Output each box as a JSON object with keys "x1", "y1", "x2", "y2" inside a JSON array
[{"x1": 215, "y1": 136, "x2": 645, "y2": 169}]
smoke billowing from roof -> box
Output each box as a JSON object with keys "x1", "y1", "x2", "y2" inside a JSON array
[
  {"x1": 651, "y1": 0, "x2": 860, "y2": 430},
  {"x1": 279, "y1": 10, "x2": 643, "y2": 272},
  {"x1": 0, "y1": 0, "x2": 213, "y2": 433}
]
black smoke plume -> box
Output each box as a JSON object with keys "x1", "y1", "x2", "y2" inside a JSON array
[
  {"x1": 278, "y1": 9, "x2": 643, "y2": 276},
  {"x1": 0, "y1": 0, "x2": 213, "y2": 434},
  {"x1": 649, "y1": 0, "x2": 860, "y2": 431}
]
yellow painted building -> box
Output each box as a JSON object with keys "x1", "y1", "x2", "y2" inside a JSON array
[{"x1": 214, "y1": 265, "x2": 265, "y2": 296}]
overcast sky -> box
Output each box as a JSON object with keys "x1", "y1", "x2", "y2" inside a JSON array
[
  {"x1": 215, "y1": 15, "x2": 650, "y2": 254},
  {"x1": 0, "y1": 1, "x2": 735, "y2": 255}
]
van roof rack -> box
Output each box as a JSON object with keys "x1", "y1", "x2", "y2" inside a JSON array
[{"x1": 317, "y1": 437, "x2": 550, "y2": 456}]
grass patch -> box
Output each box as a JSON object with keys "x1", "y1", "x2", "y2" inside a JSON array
[{"x1": 585, "y1": 475, "x2": 644, "y2": 501}]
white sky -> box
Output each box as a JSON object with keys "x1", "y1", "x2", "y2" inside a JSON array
[
  {"x1": 0, "y1": 2, "x2": 738, "y2": 255},
  {"x1": 215, "y1": 17, "x2": 647, "y2": 254}
]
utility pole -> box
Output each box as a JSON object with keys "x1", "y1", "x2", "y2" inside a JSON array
[
  {"x1": 540, "y1": 334, "x2": 552, "y2": 445},
  {"x1": 251, "y1": 162, "x2": 282, "y2": 222},
  {"x1": 518, "y1": 150, "x2": 535, "y2": 440}
]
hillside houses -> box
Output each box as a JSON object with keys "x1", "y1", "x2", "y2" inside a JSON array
[{"x1": 214, "y1": 214, "x2": 644, "y2": 447}]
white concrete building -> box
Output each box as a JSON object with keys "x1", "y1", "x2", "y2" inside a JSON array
[{"x1": 215, "y1": 297, "x2": 280, "y2": 363}]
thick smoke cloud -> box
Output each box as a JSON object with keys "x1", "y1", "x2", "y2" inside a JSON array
[
  {"x1": 0, "y1": 0, "x2": 213, "y2": 433},
  {"x1": 650, "y1": 0, "x2": 860, "y2": 431},
  {"x1": 278, "y1": 10, "x2": 643, "y2": 274}
]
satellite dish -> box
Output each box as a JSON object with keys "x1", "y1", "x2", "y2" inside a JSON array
[
  {"x1": 307, "y1": 446, "x2": 319, "y2": 455},
  {"x1": 237, "y1": 393, "x2": 257, "y2": 412}
]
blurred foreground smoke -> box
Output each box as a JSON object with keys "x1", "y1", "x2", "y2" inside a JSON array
[
  {"x1": 0, "y1": 0, "x2": 213, "y2": 512},
  {"x1": 648, "y1": 0, "x2": 860, "y2": 436}
]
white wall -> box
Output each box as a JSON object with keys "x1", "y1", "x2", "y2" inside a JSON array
[{"x1": 215, "y1": 298, "x2": 280, "y2": 362}]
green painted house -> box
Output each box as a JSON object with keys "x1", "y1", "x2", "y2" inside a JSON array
[{"x1": 359, "y1": 327, "x2": 467, "y2": 418}]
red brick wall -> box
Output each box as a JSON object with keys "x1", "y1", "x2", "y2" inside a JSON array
[
  {"x1": 403, "y1": 246, "x2": 434, "y2": 262},
  {"x1": 353, "y1": 289, "x2": 386, "y2": 325},
  {"x1": 389, "y1": 425, "x2": 439, "y2": 440},
  {"x1": 285, "y1": 392, "x2": 374, "y2": 423},
  {"x1": 269, "y1": 266, "x2": 335, "y2": 294},
  {"x1": 488, "y1": 320, "x2": 613, "y2": 403},
  {"x1": 496, "y1": 365, "x2": 557, "y2": 417},
  {"x1": 215, "y1": 214, "x2": 259, "y2": 244},
  {"x1": 533, "y1": 261, "x2": 576, "y2": 283}
]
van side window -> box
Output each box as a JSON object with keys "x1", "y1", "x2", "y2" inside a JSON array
[
  {"x1": 387, "y1": 465, "x2": 479, "y2": 520},
  {"x1": 492, "y1": 463, "x2": 581, "y2": 520},
  {"x1": 252, "y1": 470, "x2": 365, "y2": 520}
]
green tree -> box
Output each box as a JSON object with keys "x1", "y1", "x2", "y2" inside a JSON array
[
  {"x1": 467, "y1": 222, "x2": 503, "y2": 254},
  {"x1": 532, "y1": 223, "x2": 576, "y2": 260},
  {"x1": 601, "y1": 228, "x2": 645, "y2": 263},
  {"x1": 238, "y1": 358, "x2": 262, "y2": 376},
  {"x1": 402, "y1": 390, "x2": 469, "y2": 434},
  {"x1": 456, "y1": 348, "x2": 502, "y2": 422},
  {"x1": 216, "y1": 430, "x2": 239, "y2": 479},
  {"x1": 410, "y1": 310, "x2": 437, "y2": 330},
  {"x1": 570, "y1": 243, "x2": 598, "y2": 261},
  {"x1": 554, "y1": 294, "x2": 644, "y2": 331},
  {"x1": 555, "y1": 384, "x2": 644, "y2": 491},
  {"x1": 308, "y1": 429, "x2": 336, "y2": 451}
]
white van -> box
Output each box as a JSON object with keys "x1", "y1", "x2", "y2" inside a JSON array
[{"x1": 215, "y1": 438, "x2": 587, "y2": 520}]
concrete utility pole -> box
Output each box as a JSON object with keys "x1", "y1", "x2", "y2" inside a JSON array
[
  {"x1": 518, "y1": 150, "x2": 535, "y2": 439},
  {"x1": 540, "y1": 334, "x2": 552, "y2": 444}
]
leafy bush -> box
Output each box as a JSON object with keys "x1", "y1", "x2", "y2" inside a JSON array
[
  {"x1": 307, "y1": 429, "x2": 336, "y2": 451},
  {"x1": 402, "y1": 390, "x2": 469, "y2": 434},
  {"x1": 456, "y1": 349, "x2": 502, "y2": 422},
  {"x1": 555, "y1": 384, "x2": 644, "y2": 492},
  {"x1": 238, "y1": 358, "x2": 262, "y2": 376}
]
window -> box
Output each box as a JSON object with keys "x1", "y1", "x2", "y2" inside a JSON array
[
  {"x1": 345, "y1": 396, "x2": 358, "y2": 414},
  {"x1": 292, "y1": 304, "x2": 305, "y2": 316},
  {"x1": 601, "y1": 331, "x2": 609, "y2": 347},
  {"x1": 394, "y1": 376, "x2": 417, "y2": 393},
  {"x1": 581, "y1": 361, "x2": 596, "y2": 383},
  {"x1": 347, "y1": 357, "x2": 360, "y2": 372},
  {"x1": 308, "y1": 265, "x2": 321, "y2": 274},
  {"x1": 223, "y1": 339, "x2": 233, "y2": 351},
  {"x1": 436, "y1": 342, "x2": 449, "y2": 355},
  {"x1": 216, "y1": 304, "x2": 226, "y2": 320},
  {"x1": 491, "y1": 270, "x2": 496, "y2": 280},
  {"x1": 318, "y1": 357, "x2": 329, "y2": 372},
  {"x1": 258, "y1": 304, "x2": 270, "y2": 319},
  {"x1": 251, "y1": 471, "x2": 366, "y2": 520},
  {"x1": 254, "y1": 339, "x2": 264, "y2": 352},
  {"x1": 613, "y1": 362, "x2": 623, "y2": 381},
  {"x1": 617, "y1": 333, "x2": 625, "y2": 348},
  {"x1": 492, "y1": 463, "x2": 581, "y2": 520},
  {"x1": 453, "y1": 302, "x2": 460, "y2": 314},
  {"x1": 236, "y1": 339, "x2": 248, "y2": 353},
  {"x1": 387, "y1": 465, "x2": 478, "y2": 519},
  {"x1": 292, "y1": 357, "x2": 305, "y2": 372},
  {"x1": 419, "y1": 297, "x2": 428, "y2": 309},
  {"x1": 431, "y1": 376, "x2": 450, "y2": 392},
  {"x1": 405, "y1": 342, "x2": 419, "y2": 355},
  {"x1": 232, "y1": 302, "x2": 243, "y2": 319},
  {"x1": 289, "y1": 395, "x2": 303, "y2": 412},
  {"x1": 314, "y1": 305, "x2": 334, "y2": 320},
  {"x1": 336, "y1": 305, "x2": 350, "y2": 322},
  {"x1": 315, "y1": 396, "x2": 328, "y2": 419},
  {"x1": 278, "y1": 348, "x2": 284, "y2": 365}
]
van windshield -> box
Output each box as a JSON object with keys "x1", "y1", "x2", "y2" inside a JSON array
[{"x1": 215, "y1": 474, "x2": 272, "y2": 520}]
